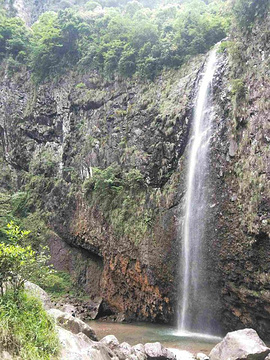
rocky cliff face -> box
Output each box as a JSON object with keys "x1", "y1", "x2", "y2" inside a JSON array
[
  {"x1": 0, "y1": 54, "x2": 206, "y2": 323},
  {"x1": 208, "y1": 15, "x2": 270, "y2": 338},
  {"x1": 0, "y1": 10, "x2": 269, "y2": 337}
]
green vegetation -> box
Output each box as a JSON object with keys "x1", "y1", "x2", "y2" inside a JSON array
[
  {"x1": 83, "y1": 165, "x2": 155, "y2": 243},
  {"x1": 0, "y1": 10, "x2": 30, "y2": 61},
  {"x1": 0, "y1": 291, "x2": 59, "y2": 359},
  {"x1": 0, "y1": 221, "x2": 60, "y2": 359},
  {"x1": 232, "y1": 0, "x2": 270, "y2": 30},
  {"x1": 0, "y1": 222, "x2": 52, "y2": 297},
  {"x1": 38, "y1": 271, "x2": 75, "y2": 299},
  {"x1": 0, "y1": 0, "x2": 230, "y2": 81}
]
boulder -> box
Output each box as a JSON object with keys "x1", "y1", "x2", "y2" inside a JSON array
[
  {"x1": 209, "y1": 329, "x2": 270, "y2": 360},
  {"x1": 196, "y1": 353, "x2": 209, "y2": 360},
  {"x1": 24, "y1": 281, "x2": 52, "y2": 309},
  {"x1": 47, "y1": 308, "x2": 98, "y2": 340},
  {"x1": 119, "y1": 342, "x2": 133, "y2": 357},
  {"x1": 169, "y1": 348, "x2": 195, "y2": 359},
  {"x1": 57, "y1": 326, "x2": 113, "y2": 360},
  {"x1": 132, "y1": 344, "x2": 147, "y2": 360},
  {"x1": 100, "y1": 335, "x2": 120, "y2": 349},
  {"x1": 144, "y1": 342, "x2": 175, "y2": 359}
]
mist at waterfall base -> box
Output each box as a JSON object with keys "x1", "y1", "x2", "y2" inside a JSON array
[{"x1": 177, "y1": 49, "x2": 221, "y2": 337}]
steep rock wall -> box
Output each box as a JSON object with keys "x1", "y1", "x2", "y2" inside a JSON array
[
  {"x1": 210, "y1": 15, "x2": 270, "y2": 338},
  {"x1": 0, "y1": 13, "x2": 269, "y2": 336},
  {"x1": 0, "y1": 56, "x2": 204, "y2": 323}
]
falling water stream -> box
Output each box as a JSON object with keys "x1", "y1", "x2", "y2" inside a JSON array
[
  {"x1": 86, "y1": 51, "x2": 222, "y2": 359},
  {"x1": 178, "y1": 49, "x2": 218, "y2": 335}
]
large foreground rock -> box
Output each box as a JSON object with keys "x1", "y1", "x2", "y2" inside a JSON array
[
  {"x1": 48, "y1": 308, "x2": 98, "y2": 340},
  {"x1": 144, "y1": 342, "x2": 175, "y2": 359},
  {"x1": 209, "y1": 329, "x2": 270, "y2": 360},
  {"x1": 58, "y1": 326, "x2": 115, "y2": 360}
]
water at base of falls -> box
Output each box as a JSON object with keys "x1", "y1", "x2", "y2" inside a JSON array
[
  {"x1": 178, "y1": 49, "x2": 218, "y2": 335},
  {"x1": 173, "y1": 330, "x2": 222, "y2": 341},
  {"x1": 90, "y1": 321, "x2": 221, "y2": 354}
]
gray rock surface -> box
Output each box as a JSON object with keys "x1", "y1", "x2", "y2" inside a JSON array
[
  {"x1": 119, "y1": 342, "x2": 133, "y2": 357},
  {"x1": 196, "y1": 353, "x2": 209, "y2": 360},
  {"x1": 24, "y1": 281, "x2": 52, "y2": 309},
  {"x1": 48, "y1": 308, "x2": 98, "y2": 340},
  {"x1": 209, "y1": 329, "x2": 270, "y2": 360},
  {"x1": 57, "y1": 326, "x2": 113, "y2": 360},
  {"x1": 100, "y1": 335, "x2": 120, "y2": 349},
  {"x1": 132, "y1": 344, "x2": 147, "y2": 360},
  {"x1": 61, "y1": 304, "x2": 77, "y2": 316},
  {"x1": 168, "y1": 349, "x2": 195, "y2": 360},
  {"x1": 144, "y1": 342, "x2": 175, "y2": 359}
]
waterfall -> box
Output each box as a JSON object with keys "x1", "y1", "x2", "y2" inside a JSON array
[{"x1": 179, "y1": 49, "x2": 218, "y2": 334}]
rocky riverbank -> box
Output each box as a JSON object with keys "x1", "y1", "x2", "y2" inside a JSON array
[{"x1": 2, "y1": 283, "x2": 268, "y2": 360}]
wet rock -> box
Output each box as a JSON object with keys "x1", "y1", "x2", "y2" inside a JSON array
[
  {"x1": 88, "y1": 297, "x2": 103, "y2": 319},
  {"x1": 47, "y1": 308, "x2": 98, "y2": 340},
  {"x1": 209, "y1": 329, "x2": 270, "y2": 360}
]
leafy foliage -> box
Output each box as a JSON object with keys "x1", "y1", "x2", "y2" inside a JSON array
[
  {"x1": 0, "y1": 10, "x2": 29, "y2": 61},
  {"x1": 0, "y1": 0, "x2": 230, "y2": 80},
  {"x1": 0, "y1": 291, "x2": 59, "y2": 359},
  {"x1": 232, "y1": 0, "x2": 270, "y2": 29},
  {"x1": 0, "y1": 222, "x2": 53, "y2": 297}
]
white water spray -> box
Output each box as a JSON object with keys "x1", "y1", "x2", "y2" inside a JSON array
[{"x1": 179, "y1": 49, "x2": 218, "y2": 334}]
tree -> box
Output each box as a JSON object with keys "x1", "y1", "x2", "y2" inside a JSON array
[
  {"x1": 0, "y1": 222, "x2": 52, "y2": 298},
  {"x1": 232, "y1": 0, "x2": 269, "y2": 29},
  {"x1": 118, "y1": 45, "x2": 136, "y2": 77},
  {"x1": 30, "y1": 12, "x2": 63, "y2": 80},
  {"x1": 0, "y1": 12, "x2": 29, "y2": 61}
]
